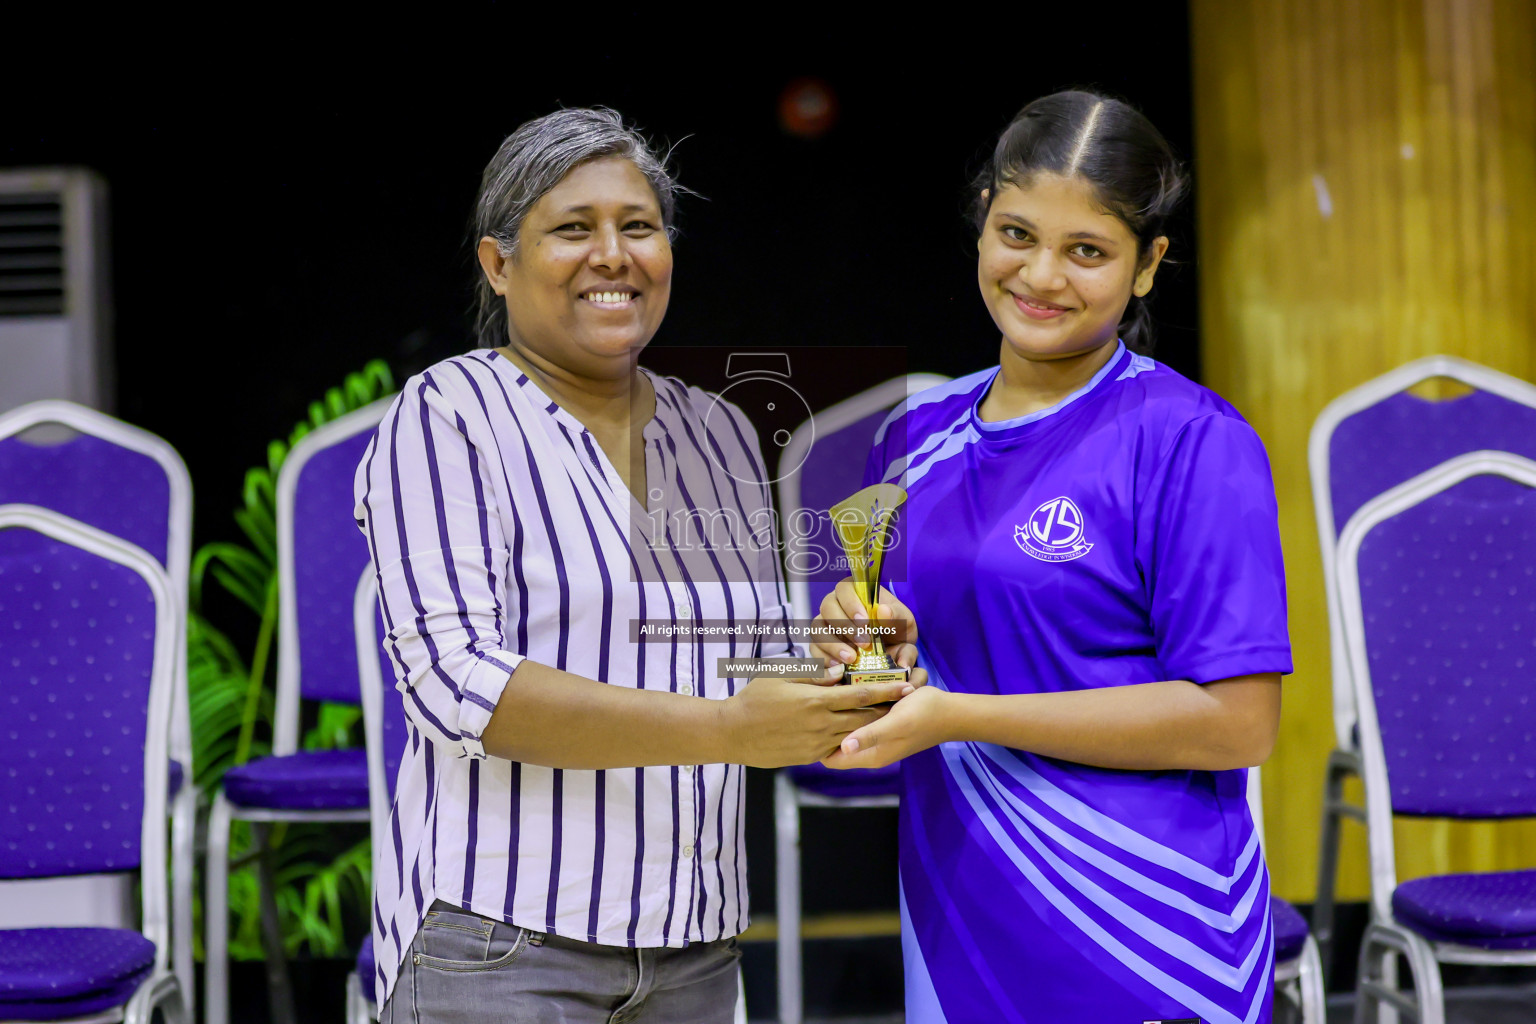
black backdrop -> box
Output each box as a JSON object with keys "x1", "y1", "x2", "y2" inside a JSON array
[{"x1": 3, "y1": 20, "x2": 1196, "y2": 987}]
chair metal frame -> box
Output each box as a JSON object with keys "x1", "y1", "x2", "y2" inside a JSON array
[
  {"x1": 271, "y1": 398, "x2": 396, "y2": 756},
  {"x1": 205, "y1": 398, "x2": 392, "y2": 1024},
  {"x1": 772, "y1": 373, "x2": 946, "y2": 1024},
  {"x1": 0, "y1": 505, "x2": 187, "y2": 1024},
  {"x1": 0, "y1": 400, "x2": 197, "y2": 1020},
  {"x1": 344, "y1": 946, "x2": 374, "y2": 1024},
  {"x1": 1247, "y1": 769, "x2": 1326, "y2": 1023},
  {"x1": 356, "y1": 570, "x2": 393, "y2": 861},
  {"x1": 1335, "y1": 450, "x2": 1536, "y2": 1024},
  {"x1": 1308, "y1": 356, "x2": 1536, "y2": 973},
  {"x1": 776, "y1": 373, "x2": 950, "y2": 623},
  {"x1": 349, "y1": 570, "x2": 386, "y2": 1024}
]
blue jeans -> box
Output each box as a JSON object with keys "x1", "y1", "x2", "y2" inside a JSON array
[{"x1": 383, "y1": 901, "x2": 742, "y2": 1024}]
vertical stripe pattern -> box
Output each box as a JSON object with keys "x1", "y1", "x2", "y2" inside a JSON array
[{"x1": 356, "y1": 351, "x2": 793, "y2": 1007}]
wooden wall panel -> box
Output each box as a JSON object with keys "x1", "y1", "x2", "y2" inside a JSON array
[{"x1": 1191, "y1": 0, "x2": 1536, "y2": 902}]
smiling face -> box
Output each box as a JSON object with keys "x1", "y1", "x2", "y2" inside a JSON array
[
  {"x1": 479, "y1": 155, "x2": 672, "y2": 378},
  {"x1": 977, "y1": 172, "x2": 1166, "y2": 363}
]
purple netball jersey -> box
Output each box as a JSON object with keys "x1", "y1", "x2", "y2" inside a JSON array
[{"x1": 869, "y1": 342, "x2": 1292, "y2": 1024}]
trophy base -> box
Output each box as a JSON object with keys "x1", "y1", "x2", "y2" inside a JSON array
[{"x1": 845, "y1": 665, "x2": 911, "y2": 687}]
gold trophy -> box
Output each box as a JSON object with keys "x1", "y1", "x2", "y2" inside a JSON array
[{"x1": 828, "y1": 483, "x2": 911, "y2": 685}]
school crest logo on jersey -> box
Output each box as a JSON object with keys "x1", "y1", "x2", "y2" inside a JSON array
[{"x1": 1016, "y1": 496, "x2": 1094, "y2": 563}]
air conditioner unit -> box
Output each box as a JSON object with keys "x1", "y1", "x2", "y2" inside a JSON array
[{"x1": 0, "y1": 168, "x2": 112, "y2": 413}]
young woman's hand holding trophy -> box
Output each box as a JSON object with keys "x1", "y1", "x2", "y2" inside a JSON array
[{"x1": 815, "y1": 483, "x2": 917, "y2": 685}]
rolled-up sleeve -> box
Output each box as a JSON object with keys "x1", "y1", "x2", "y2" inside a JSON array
[{"x1": 355, "y1": 374, "x2": 525, "y2": 759}]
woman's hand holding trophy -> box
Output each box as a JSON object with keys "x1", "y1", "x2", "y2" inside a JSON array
[{"x1": 808, "y1": 485, "x2": 940, "y2": 770}]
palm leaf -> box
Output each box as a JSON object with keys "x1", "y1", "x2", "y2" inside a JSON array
[
  {"x1": 190, "y1": 543, "x2": 268, "y2": 613},
  {"x1": 303, "y1": 702, "x2": 362, "y2": 751},
  {"x1": 233, "y1": 471, "x2": 278, "y2": 563}
]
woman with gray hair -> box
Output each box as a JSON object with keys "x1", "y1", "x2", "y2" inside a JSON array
[{"x1": 355, "y1": 108, "x2": 920, "y2": 1022}]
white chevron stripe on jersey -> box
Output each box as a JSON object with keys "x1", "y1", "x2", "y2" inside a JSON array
[
  {"x1": 967, "y1": 744, "x2": 1266, "y2": 929},
  {"x1": 954, "y1": 743, "x2": 1270, "y2": 989},
  {"x1": 977, "y1": 741, "x2": 1261, "y2": 893},
  {"x1": 898, "y1": 423, "x2": 984, "y2": 489},
  {"x1": 946, "y1": 743, "x2": 1274, "y2": 1024},
  {"x1": 873, "y1": 366, "x2": 995, "y2": 447}
]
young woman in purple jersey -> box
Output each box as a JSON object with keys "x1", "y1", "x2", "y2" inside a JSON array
[{"x1": 813, "y1": 91, "x2": 1291, "y2": 1023}]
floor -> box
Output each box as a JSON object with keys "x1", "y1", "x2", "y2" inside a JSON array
[
  {"x1": 760, "y1": 984, "x2": 1536, "y2": 1023},
  {"x1": 1319, "y1": 985, "x2": 1536, "y2": 1023}
]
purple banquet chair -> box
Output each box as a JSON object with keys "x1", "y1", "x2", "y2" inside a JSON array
[
  {"x1": 1308, "y1": 357, "x2": 1536, "y2": 973},
  {"x1": 0, "y1": 505, "x2": 186, "y2": 1024},
  {"x1": 1334, "y1": 451, "x2": 1536, "y2": 1024},
  {"x1": 204, "y1": 397, "x2": 393, "y2": 1024},
  {"x1": 0, "y1": 400, "x2": 197, "y2": 1019},
  {"x1": 772, "y1": 373, "x2": 948, "y2": 1024},
  {"x1": 1247, "y1": 768, "x2": 1327, "y2": 1022}
]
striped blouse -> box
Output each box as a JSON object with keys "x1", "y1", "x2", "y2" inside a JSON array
[{"x1": 354, "y1": 349, "x2": 795, "y2": 1006}]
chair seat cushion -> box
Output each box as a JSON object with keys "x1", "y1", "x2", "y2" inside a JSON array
[
  {"x1": 0, "y1": 927, "x2": 154, "y2": 1019},
  {"x1": 1271, "y1": 897, "x2": 1310, "y2": 963},
  {"x1": 223, "y1": 749, "x2": 369, "y2": 810},
  {"x1": 1392, "y1": 870, "x2": 1536, "y2": 949},
  {"x1": 787, "y1": 762, "x2": 901, "y2": 799},
  {"x1": 356, "y1": 933, "x2": 375, "y2": 992}
]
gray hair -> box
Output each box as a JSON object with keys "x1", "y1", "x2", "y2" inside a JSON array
[{"x1": 471, "y1": 107, "x2": 682, "y2": 349}]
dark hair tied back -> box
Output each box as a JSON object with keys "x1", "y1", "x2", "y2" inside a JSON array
[{"x1": 972, "y1": 90, "x2": 1188, "y2": 354}]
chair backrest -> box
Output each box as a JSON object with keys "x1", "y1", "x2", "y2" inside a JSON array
[
  {"x1": 777, "y1": 374, "x2": 949, "y2": 621},
  {"x1": 273, "y1": 397, "x2": 394, "y2": 753},
  {"x1": 355, "y1": 569, "x2": 408, "y2": 852},
  {"x1": 0, "y1": 400, "x2": 191, "y2": 584},
  {"x1": 1336, "y1": 451, "x2": 1536, "y2": 917},
  {"x1": 0, "y1": 505, "x2": 176, "y2": 966},
  {"x1": 1309, "y1": 357, "x2": 1536, "y2": 750},
  {"x1": 0, "y1": 400, "x2": 192, "y2": 766}
]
